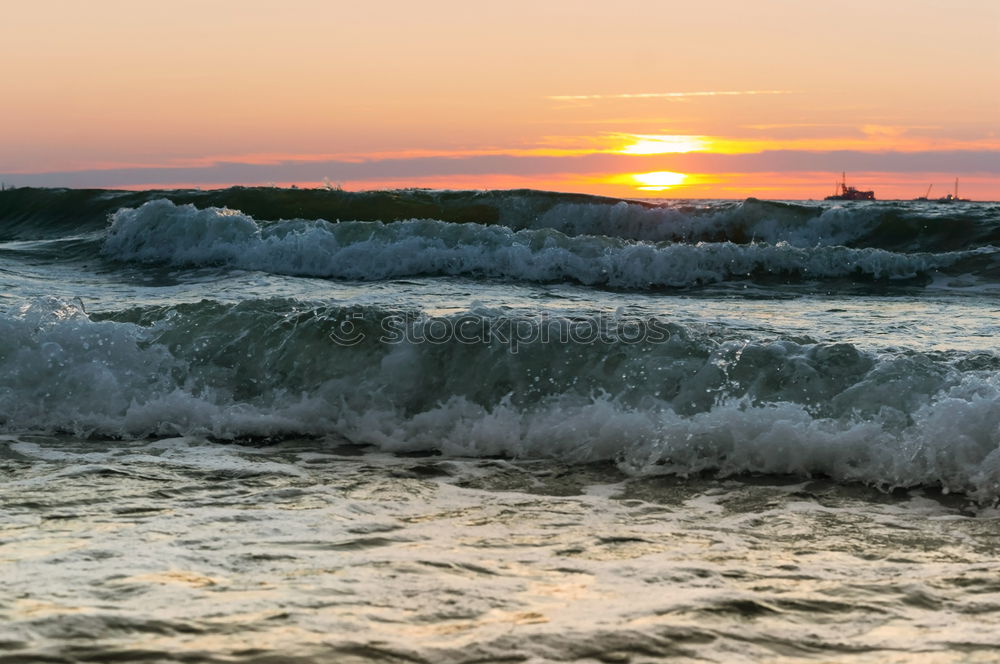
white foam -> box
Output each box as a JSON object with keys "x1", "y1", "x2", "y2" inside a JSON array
[
  {"x1": 325, "y1": 382, "x2": 1000, "y2": 501},
  {"x1": 100, "y1": 200, "x2": 973, "y2": 288}
]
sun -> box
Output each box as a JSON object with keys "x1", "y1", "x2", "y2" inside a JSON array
[{"x1": 632, "y1": 171, "x2": 687, "y2": 191}]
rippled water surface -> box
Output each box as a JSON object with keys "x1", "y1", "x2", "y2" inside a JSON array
[{"x1": 3, "y1": 438, "x2": 1000, "y2": 663}]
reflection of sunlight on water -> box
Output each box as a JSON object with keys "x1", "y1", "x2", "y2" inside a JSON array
[
  {"x1": 4, "y1": 438, "x2": 1000, "y2": 661},
  {"x1": 118, "y1": 570, "x2": 226, "y2": 588},
  {"x1": 632, "y1": 171, "x2": 687, "y2": 191},
  {"x1": 14, "y1": 599, "x2": 87, "y2": 619}
]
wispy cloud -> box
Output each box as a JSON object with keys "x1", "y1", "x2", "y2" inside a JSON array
[
  {"x1": 547, "y1": 90, "x2": 793, "y2": 101},
  {"x1": 743, "y1": 123, "x2": 857, "y2": 130}
]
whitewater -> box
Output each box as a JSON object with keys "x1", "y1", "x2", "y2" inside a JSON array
[{"x1": 2, "y1": 187, "x2": 1000, "y2": 663}]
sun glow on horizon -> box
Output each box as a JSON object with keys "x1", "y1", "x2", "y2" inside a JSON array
[{"x1": 631, "y1": 171, "x2": 687, "y2": 191}]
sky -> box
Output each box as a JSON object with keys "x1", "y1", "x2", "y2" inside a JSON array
[{"x1": 1, "y1": 0, "x2": 998, "y2": 199}]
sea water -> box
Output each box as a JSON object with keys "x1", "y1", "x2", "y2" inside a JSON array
[{"x1": 2, "y1": 188, "x2": 999, "y2": 662}]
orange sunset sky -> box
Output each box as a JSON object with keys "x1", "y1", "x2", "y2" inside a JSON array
[{"x1": 1, "y1": 0, "x2": 998, "y2": 200}]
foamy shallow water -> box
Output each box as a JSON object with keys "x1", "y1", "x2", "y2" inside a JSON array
[{"x1": 3, "y1": 436, "x2": 999, "y2": 664}]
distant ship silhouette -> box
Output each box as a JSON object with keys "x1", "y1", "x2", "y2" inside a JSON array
[
  {"x1": 915, "y1": 179, "x2": 970, "y2": 203},
  {"x1": 936, "y1": 178, "x2": 969, "y2": 203},
  {"x1": 825, "y1": 172, "x2": 875, "y2": 201}
]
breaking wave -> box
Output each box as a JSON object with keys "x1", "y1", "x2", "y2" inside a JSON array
[
  {"x1": 3, "y1": 297, "x2": 999, "y2": 500},
  {"x1": 2, "y1": 186, "x2": 999, "y2": 251},
  {"x1": 98, "y1": 199, "x2": 988, "y2": 289}
]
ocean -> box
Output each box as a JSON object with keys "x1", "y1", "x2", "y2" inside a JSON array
[{"x1": 2, "y1": 187, "x2": 999, "y2": 663}]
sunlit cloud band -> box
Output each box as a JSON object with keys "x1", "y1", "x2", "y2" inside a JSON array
[{"x1": 3, "y1": 149, "x2": 999, "y2": 191}]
